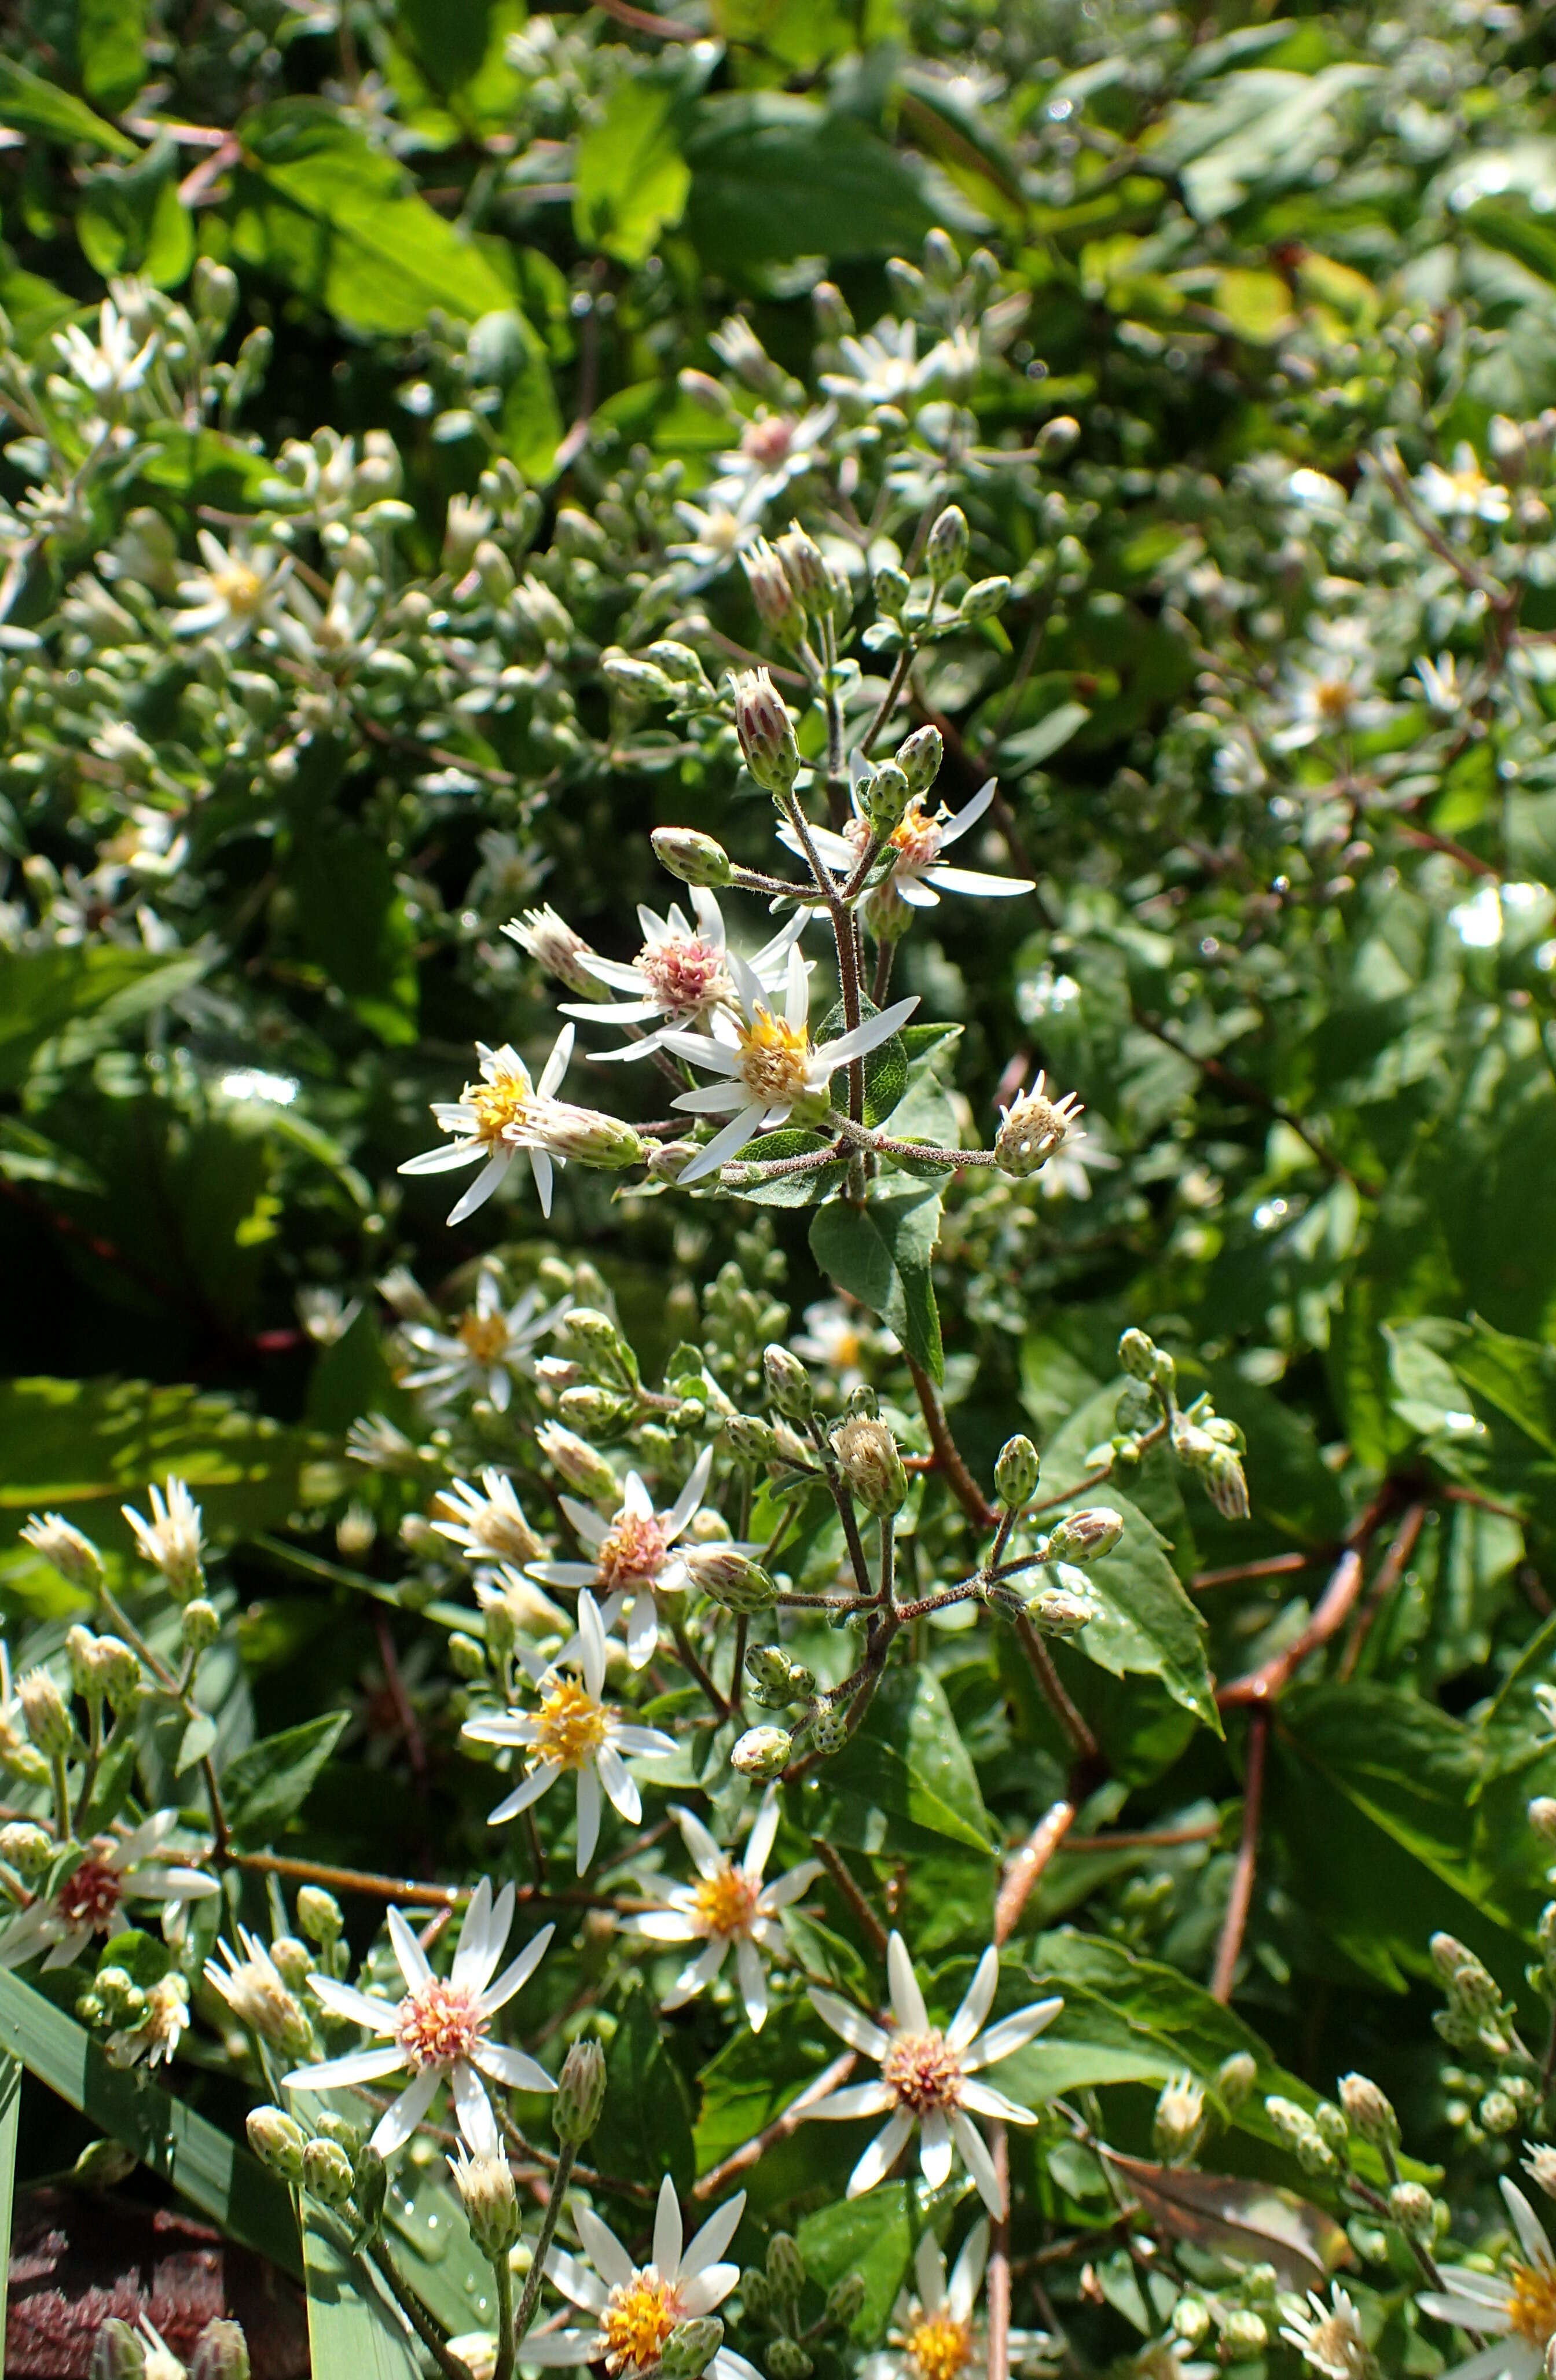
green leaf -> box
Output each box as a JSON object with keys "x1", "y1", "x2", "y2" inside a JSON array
[
  {"x1": 819, "y1": 993, "x2": 908, "y2": 1129},
  {"x1": 1452, "y1": 1318, "x2": 1556, "y2": 1453},
  {"x1": 289, "y1": 814, "x2": 420, "y2": 1045},
  {"x1": 0, "y1": 56, "x2": 138, "y2": 156},
  {"x1": 693, "y1": 1995, "x2": 841, "y2": 2176},
  {"x1": 0, "y1": 945, "x2": 206, "y2": 1093},
  {"x1": 806, "y1": 1663, "x2": 994, "y2": 1856},
  {"x1": 79, "y1": 0, "x2": 149, "y2": 111},
  {"x1": 575, "y1": 79, "x2": 691, "y2": 267},
  {"x1": 1064, "y1": 1492, "x2": 1221, "y2": 1732},
  {"x1": 593, "y1": 1978, "x2": 695, "y2": 2197},
  {"x1": 809, "y1": 1186, "x2": 944, "y2": 1382},
  {"x1": 0, "y1": 1972, "x2": 300, "y2": 2274},
  {"x1": 0, "y1": 2055, "x2": 19, "y2": 2357},
  {"x1": 683, "y1": 94, "x2": 941, "y2": 272},
  {"x1": 77, "y1": 141, "x2": 195, "y2": 288},
  {"x1": 723, "y1": 1128, "x2": 847, "y2": 1208},
  {"x1": 301, "y1": 2208, "x2": 424, "y2": 2380},
  {"x1": 222, "y1": 1711, "x2": 351, "y2": 1846},
  {"x1": 1465, "y1": 198, "x2": 1556, "y2": 287},
  {"x1": 175, "y1": 1711, "x2": 219, "y2": 1776},
  {"x1": 797, "y1": 2183, "x2": 913, "y2": 2342},
  {"x1": 997, "y1": 701, "x2": 1091, "y2": 772},
  {"x1": 229, "y1": 100, "x2": 532, "y2": 335}
]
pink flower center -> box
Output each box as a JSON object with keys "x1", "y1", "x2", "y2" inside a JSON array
[
  {"x1": 882, "y1": 2028, "x2": 964, "y2": 2114},
  {"x1": 597, "y1": 1509, "x2": 671, "y2": 1591},
  {"x1": 637, "y1": 936, "x2": 729, "y2": 1016},
  {"x1": 57, "y1": 1858, "x2": 123, "y2": 1930},
  {"x1": 394, "y1": 1977, "x2": 487, "y2": 2071},
  {"x1": 742, "y1": 417, "x2": 795, "y2": 467},
  {"x1": 888, "y1": 802, "x2": 945, "y2": 874}
]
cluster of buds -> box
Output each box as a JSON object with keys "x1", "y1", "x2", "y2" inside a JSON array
[
  {"x1": 1170, "y1": 1403, "x2": 1250, "y2": 1522},
  {"x1": 91, "y1": 2317, "x2": 250, "y2": 2380},
  {"x1": 1431, "y1": 1931, "x2": 1515, "y2": 2057},
  {"x1": 248, "y1": 2103, "x2": 386, "y2": 2239},
  {"x1": 1265, "y1": 2093, "x2": 1348, "y2": 2177},
  {"x1": 740, "y1": 2227, "x2": 863, "y2": 2378}
]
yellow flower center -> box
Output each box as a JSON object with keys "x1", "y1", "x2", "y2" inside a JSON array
[
  {"x1": 1452, "y1": 465, "x2": 1488, "y2": 501},
  {"x1": 212, "y1": 563, "x2": 263, "y2": 616},
  {"x1": 533, "y1": 1679, "x2": 610, "y2": 1770},
  {"x1": 692, "y1": 1864, "x2": 761, "y2": 1938},
  {"x1": 465, "y1": 1069, "x2": 537, "y2": 1147},
  {"x1": 889, "y1": 801, "x2": 945, "y2": 873},
  {"x1": 458, "y1": 1313, "x2": 510, "y2": 1363},
  {"x1": 831, "y1": 1329, "x2": 862, "y2": 1371},
  {"x1": 882, "y1": 2028, "x2": 964, "y2": 2114},
  {"x1": 602, "y1": 2273, "x2": 682, "y2": 2373},
  {"x1": 394, "y1": 1976, "x2": 486, "y2": 2071},
  {"x1": 1507, "y1": 2260, "x2": 1556, "y2": 2348},
  {"x1": 737, "y1": 1009, "x2": 812, "y2": 1106},
  {"x1": 597, "y1": 1509, "x2": 671, "y2": 1591},
  {"x1": 1313, "y1": 678, "x2": 1355, "y2": 721},
  {"x1": 907, "y1": 2314, "x2": 975, "y2": 2380}
]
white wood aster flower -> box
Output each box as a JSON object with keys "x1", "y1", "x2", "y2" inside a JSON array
[
  {"x1": 1418, "y1": 2180, "x2": 1556, "y2": 2380},
  {"x1": 402, "y1": 1274, "x2": 568, "y2": 1413},
  {"x1": 285, "y1": 1879, "x2": 554, "y2": 2159},
  {"x1": 860, "y1": 2222, "x2": 1058, "y2": 2380},
  {"x1": 398, "y1": 1025, "x2": 574, "y2": 1225},
  {"x1": 524, "y1": 2173, "x2": 763, "y2": 2380},
  {"x1": 461, "y1": 1590, "x2": 677, "y2": 1870},
  {"x1": 806, "y1": 1930, "x2": 1060, "y2": 2216},
  {"x1": 783, "y1": 778, "x2": 1032, "y2": 910},
  {"x1": 617, "y1": 1790, "x2": 821, "y2": 2030},
  {"x1": 0, "y1": 1811, "x2": 218, "y2": 1970},
  {"x1": 560, "y1": 888, "x2": 809, "y2": 1062},
  {"x1": 527, "y1": 1446, "x2": 720, "y2": 1667}
]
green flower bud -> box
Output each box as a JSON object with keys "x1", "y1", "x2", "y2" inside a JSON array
[
  {"x1": 1481, "y1": 2089, "x2": 1519, "y2": 2135},
  {"x1": 1217, "y1": 2051, "x2": 1257, "y2": 2106},
  {"x1": 90, "y1": 2319, "x2": 147, "y2": 2379},
  {"x1": 449, "y1": 1633, "x2": 489, "y2": 1681},
  {"x1": 1025, "y1": 1581, "x2": 1096, "y2": 1638},
  {"x1": 1118, "y1": 1328, "x2": 1157, "y2": 1382},
  {"x1": 270, "y1": 1935, "x2": 313, "y2": 1990},
  {"x1": 647, "y1": 641, "x2": 711, "y2": 687},
  {"x1": 1046, "y1": 1508, "x2": 1125, "y2": 1564},
  {"x1": 1338, "y1": 2073, "x2": 1397, "y2": 2147},
  {"x1": 1153, "y1": 2074, "x2": 1206, "y2": 2164},
  {"x1": 829, "y1": 1416, "x2": 907, "y2": 1516},
  {"x1": 603, "y1": 652, "x2": 675, "y2": 705},
  {"x1": 960, "y1": 575, "x2": 1011, "y2": 622},
  {"x1": 1202, "y1": 1444, "x2": 1250, "y2": 1521},
  {"x1": 1036, "y1": 414, "x2": 1081, "y2": 461},
  {"x1": 190, "y1": 2318, "x2": 251, "y2": 2380},
  {"x1": 452, "y1": 2147, "x2": 522, "y2": 2260},
  {"x1": 474, "y1": 539, "x2": 516, "y2": 605},
  {"x1": 746, "y1": 1646, "x2": 794, "y2": 1695},
  {"x1": 1389, "y1": 2181, "x2": 1434, "y2": 2238},
  {"x1": 826, "y1": 2274, "x2": 867, "y2": 2327},
  {"x1": 537, "y1": 1423, "x2": 619, "y2": 1504},
  {"x1": 764, "y1": 1345, "x2": 813, "y2": 1420},
  {"x1": 874, "y1": 564, "x2": 911, "y2": 616},
  {"x1": 1172, "y1": 2298, "x2": 1212, "y2": 2348},
  {"x1": 247, "y1": 2106, "x2": 307, "y2": 2183},
  {"x1": 733, "y1": 669, "x2": 801, "y2": 799},
  {"x1": 725, "y1": 1415, "x2": 783, "y2": 1466},
  {"x1": 302, "y1": 2136, "x2": 357, "y2": 2208},
  {"x1": 994, "y1": 1435, "x2": 1041, "y2": 1509},
  {"x1": 355, "y1": 2141, "x2": 388, "y2": 2235},
  {"x1": 560, "y1": 1385, "x2": 630, "y2": 1437},
  {"x1": 181, "y1": 1599, "x2": 221, "y2": 1655},
  {"x1": 554, "y1": 2037, "x2": 607, "y2": 2144},
  {"x1": 745, "y1": 540, "x2": 807, "y2": 646},
  {"x1": 807, "y1": 1710, "x2": 848, "y2": 1756},
  {"x1": 96, "y1": 1636, "x2": 144, "y2": 1710},
  {"x1": 732, "y1": 1727, "x2": 792, "y2": 1780},
  {"x1": 925, "y1": 505, "x2": 970, "y2": 583},
  {"x1": 767, "y1": 2233, "x2": 805, "y2": 2295},
  {"x1": 298, "y1": 1887, "x2": 344, "y2": 1946},
  {"x1": 895, "y1": 725, "x2": 942, "y2": 796},
  {"x1": 0, "y1": 1820, "x2": 52, "y2": 1878},
  {"x1": 1221, "y1": 2310, "x2": 1267, "y2": 2359},
  {"x1": 766, "y1": 2342, "x2": 813, "y2": 2380},
  {"x1": 21, "y1": 1511, "x2": 105, "y2": 1594},
  {"x1": 742, "y1": 2271, "x2": 773, "y2": 2321},
  {"x1": 776, "y1": 525, "x2": 827, "y2": 606},
  {"x1": 66, "y1": 1625, "x2": 101, "y2": 1695},
  {"x1": 652, "y1": 828, "x2": 735, "y2": 889},
  {"x1": 18, "y1": 1669, "x2": 73, "y2": 1759},
  {"x1": 660, "y1": 2320, "x2": 725, "y2": 2380},
  {"x1": 1312, "y1": 2100, "x2": 1348, "y2": 2150},
  {"x1": 684, "y1": 1545, "x2": 778, "y2": 1613}
]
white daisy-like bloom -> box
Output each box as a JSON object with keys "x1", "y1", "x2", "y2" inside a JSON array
[
  {"x1": 860, "y1": 2222, "x2": 1056, "y2": 2380},
  {"x1": 461, "y1": 1591, "x2": 677, "y2": 1871},
  {"x1": 806, "y1": 1931, "x2": 1061, "y2": 2216},
  {"x1": 1038, "y1": 1140, "x2": 1120, "y2": 1203},
  {"x1": 616, "y1": 1790, "x2": 821, "y2": 2030},
  {"x1": 1418, "y1": 2180, "x2": 1556, "y2": 2380},
  {"x1": 175, "y1": 530, "x2": 292, "y2": 647},
  {"x1": 1270, "y1": 652, "x2": 1394, "y2": 752},
  {"x1": 560, "y1": 890, "x2": 809, "y2": 1064},
  {"x1": 401, "y1": 1275, "x2": 568, "y2": 1413},
  {"x1": 1416, "y1": 653, "x2": 1469, "y2": 715},
  {"x1": 709, "y1": 405, "x2": 837, "y2": 512},
  {"x1": 121, "y1": 1474, "x2": 205, "y2": 1596},
  {"x1": 398, "y1": 1024, "x2": 575, "y2": 1225},
  {"x1": 791, "y1": 1299, "x2": 897, "y2": 1394},
  {"x1": 667, "y1": 493, "x2": 768, "y2": 583},
  {"x1": 431, "y1": 1468, "x2": 545, "y2": 1571},
  {"x1": 53, "y1": 301, "x2": 156, "y2": 401},
  {"x1": 0, "y1": 1813, "x2": 218, "y2": 1972},
  {"x1": 284, "y1": 1879, "x2": 555, "y2": 2160},
  {"x1": 527, "y1": 1447, "x2": 718, "y2": 1668},
  {"x1": 783, "y1": 779, "x2": 1032, "y2": 910},
  {"x1": 1280, "y1": 2285, "x2": 1371, "y2": 2380},
  {"x1": 523, "y1": 2172, "x2": 762, "y2": 2380},
  {"x1": 821, "y1": 321, "x2": 929, "y2": 409},
  {"x1": 1416, "y1": 444, "x2": 1511, "y2": 524},
  {"x1": 661, "y1": 946, "x2": 917, "y2": 1185}
]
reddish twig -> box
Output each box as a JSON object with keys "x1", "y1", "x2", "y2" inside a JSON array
[
  {"x1": 1210, "y1": 1706, "x2": 1268, "y2": 2004},
  {"x1": 1014, "y1": 1616, "x2": 1101, "y2": 1765},
  {"x1": 691, "y1": 2051, "x2": 857, "y2": 2199},
  {"x1": 1338, "y1": 1501, "x2": 1427, "y2": 1680},
  {"x1": 1059, "y1": 1823, "x2": 1219, "y2": 1854},
  {"x1": 813, "y1": 1839, "x2": 889, "y2": 1958},
  {"x1": 994, "y1": 1797, "x2": 1077, "y2": 1946},
  {"x1": 987, "y1": 2125, "x2": 1012, "y2": 2380},
  {"x1": 1216, "y1": 1546, "x2": 1366, "y2": 1707},
  {"x1": 1192, "y1": 1551, "x2": 1313, "y2": 1592},
  {"x1": 907, "y1": 1356, "x2": 997, "y2": 1527},
  {"x1": 592, "y1": 0, "x2": 700, "y2": 33}
]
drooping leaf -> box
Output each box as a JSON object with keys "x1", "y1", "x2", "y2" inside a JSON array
[
  {"x1": 1102, "y1": 2155, "x2": 1351, "y2": 2290},
  {"x1": 222, "y1": 1711, "x2": 351, "y2": 1846},
  {"x1": 0, "y1": 56, "x2": 138, "y2": 155},
  {"x1": 1062, "y1": 1491, "x2": 1221, "y2": 1732},
  {"x1": 301, "y1": 2206, "x2": 424, "y2": 2380}
]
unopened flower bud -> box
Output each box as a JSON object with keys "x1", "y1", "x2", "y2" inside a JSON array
[
  {"x1": 746, "y1": 1646, "x2": 794, "y2": 1696},
  {"x1": 830, "y1": 1416, "x2": 907, "y2": 1516},
  {"x1": 776, "y1": 525, "x2": 827, "y2": 605},
  {"x1": 0, "y1": 1821, "x2": 52, "y2": 1878},
  {"x1": 1389, "y1": 2181, "x2": 1434, "y2": 2237},
  {"x1": 874, "y1": 564, "x2": 911, "y2": 615},
  {"x1": 302, "y1": 2136, "x2": 356, "y2": 2207},
  {"x1": 733, "y1": 669, "x2": 800, "y2": 798},
  {"x1": 603, "y1": 652, "x2": 675, "y2": 705},
  {"x1": 474, "y1": 539, "x2": 516, "y2": 605},
  {"x1": 66, "y1": 1625, "x2": 101, "y2": 1696},
  {"x1": 1338, "y1": 2073, "x2": 1397, "y2": 2147},
  {"x1": 895, "y1": 725, "x2": 942, "y2": 796},
  {"x1": 997, "y1": 1081, "x2": 1081, "y2": 1178},
  {"x1": 807, "y1": 1710, "x2": 847, "y2": 1755},
  {"x1": 298, "y1": 1887, "x2": 343, "y2": 1946},
  {"x1": 1217, "y1": 2051, "x2": 1257, "y2": 2106},
  {"x1": 1312, "y1": 2100, "x2": 1348, "y2": 2150},
  {"x1": 1153, "y1": 2074, "x2": 1206, "y2": 2164},
  {"x1": 1045, "y1": 1507, "x2": 1124, "y2": 1564},
  {"x1": 767, "y1": 2233, "x2": 805, "y2": 2295},
  {"x1": 1532, "y1": 1797, "x2": 1556, "y2": 1844},
  {"x1": 1202, "y1": 1444, "x2": 1250, "y2": 1521},
  {"x1": 534, "y1": 1106, "x2": 646, "y2": 1170},
  {"x1": 190, "y1": 2319, "x2": 250, "y2": 2380},
  {"x1": 531, "y1": 1424, "x2": 613, "y2": 1505},
  {"x1": 764, "y1": 1345, "x2": 813, "y2": 1420},
  {"x1": 732, "y1": 1726, "x2": 792, "y2": 1780},
  {"x1": 1526, "y1": 2146, "x2": 1556, "y2": 2201},
  {"x1": 554, "y1": 2038, "x2": 607, "y2": 2144},
  {"x1": 766, "y1": 2343, "x2": 813, "y2": 2380},
  {"x1": 744, "y1": 541, "x2": 806, "y2": 644},
  {"x1": 662, "y1": 2321, "x2": 725, "y2": 2380},
  {"x1": 181, "y1": 1599, "x2": 221, "y2": 1656},
  {"x1": 354, "y1": 2141, "x2": 387, "y2": 2234},
  {"x1": 725, "y1": 1415, "x2": 783, "y2": 1465},
  {"x1": 1026, "y1": 1581, "x2": 1096, "y2": 1637},
  {"x1": 826, "y1": 2274, "x2": 867, "y2": 2327},
  {"x1": 21, "y1": 1512, "x2": 104, "y2": 1593},
  {"x1": 1221, "y1": 2311, "x2": 1267, "y2": 2359},
  {"x1": 452, "y1": 2147, "x2": 521, "y2": 2259},
  {"x1": 1172, "y1": 2299, "x2": 1212, "y2": 2348},
  {"x1": 247, "y1": 2106, "x2": 307, "y2": 2183},
  {"x1": 960, "y1": 575, "x2": 1011, "y2": 622},
  {"x1": 926, "y1": 505, "x2": 970, "y2": 583},
  {"x1": 90, "y1": 2320, "x2": 147, "y2": 2380},
  {"x1": 1118, "y1": 1328, "x2": 1156, "y2": 1381},
  {"x1": 270, "y1": 1935, "x2": 313, "y2": 1990},
  {"x1": 443, "y1": 495, "x2": 493, "y2": 575},
  {"x1": 1481, "y1": 2089, "x2": 1519, "y2": 2135},
  {"x1": 684, "y1": 1545, "x2": 777, "y2": 1613},
  {"x1": 450, "y1": 1633, "x2": 488, "y2": 1680},
  {"x1": 1037, "y1": 414, "x2": 1081, "y2": 461},
  {"x1": 19, "y1": 1669, "x2": 72, "y2": 1759},
  {"x1": 652, "y1": 828, "x2": 735, "y2": 889},
  {"x1": 994, "y1": 1435, "x2": 1040, "y2": 1509}
]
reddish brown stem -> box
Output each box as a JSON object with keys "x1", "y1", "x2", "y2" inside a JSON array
[
  {"x1": 814, "y1": 1838, "x2": 889, "y2": 1957},
  {"x1": 1192, "y1": 1551, "x2": 1313, "y2": 1592},
  {"x1": 987, "y1": 2125, "x2": 1011, "y2": 2380},
  {"x1": 691, "y1": 2051, "x2": 857, "y2": 2199},
  {"x1": 907, "y1": 1356, "x2": 997, "y2": 1527},
  {"x1": 1216, "y1": 1547, "x2": 1365, "y2": 1706},
  {"x1": 1060, "y1": 1823, "x2": 1219, "y2": 1854},
  {"x1": 1210, "y1": 1706, "x2": 1268, "y2": 2004},
  {"x1": 1338, "y1": 1501, "x2": 1427, "y2": 1680},
  {"x1": 1014, "y1": 1617, "x2": 1101, "y2": 1766},
  {"x1": 994, "y1": 1797, "x2": 1077, "y2": 1946}
]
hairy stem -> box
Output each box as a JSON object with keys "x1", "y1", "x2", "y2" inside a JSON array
[{"x1": 512, "y1": 2140, "x2": 578, "y2": 2347}]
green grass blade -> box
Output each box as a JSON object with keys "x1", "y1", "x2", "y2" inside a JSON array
[
  {"x1": 302, "y1": 2206, "x2": 427, "y2": 2380},
  {"x1": 0, "y1": 1973, "x2": 300, "y2": 2278},
  {"x1": 0, "y1": 2057, "x2": 20, "y2": 2379}
]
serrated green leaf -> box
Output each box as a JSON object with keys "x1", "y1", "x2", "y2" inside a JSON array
[
  {"x1": 806, "y1": 1663, "x2": 994, "y2": 1854},
  {"x1": 809, "y1": 1186, "x2": 944, "y2": 1381},
  {"x1": 1063, "y1": 1492, "x2": 1221, "y2": 1732},
  {"x1": 222, "y1": 1710, "x2": 350, "y2": 1845},
  {"x1": 593, "y1": 1978, "x2": 695, "y2": 2197}
]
